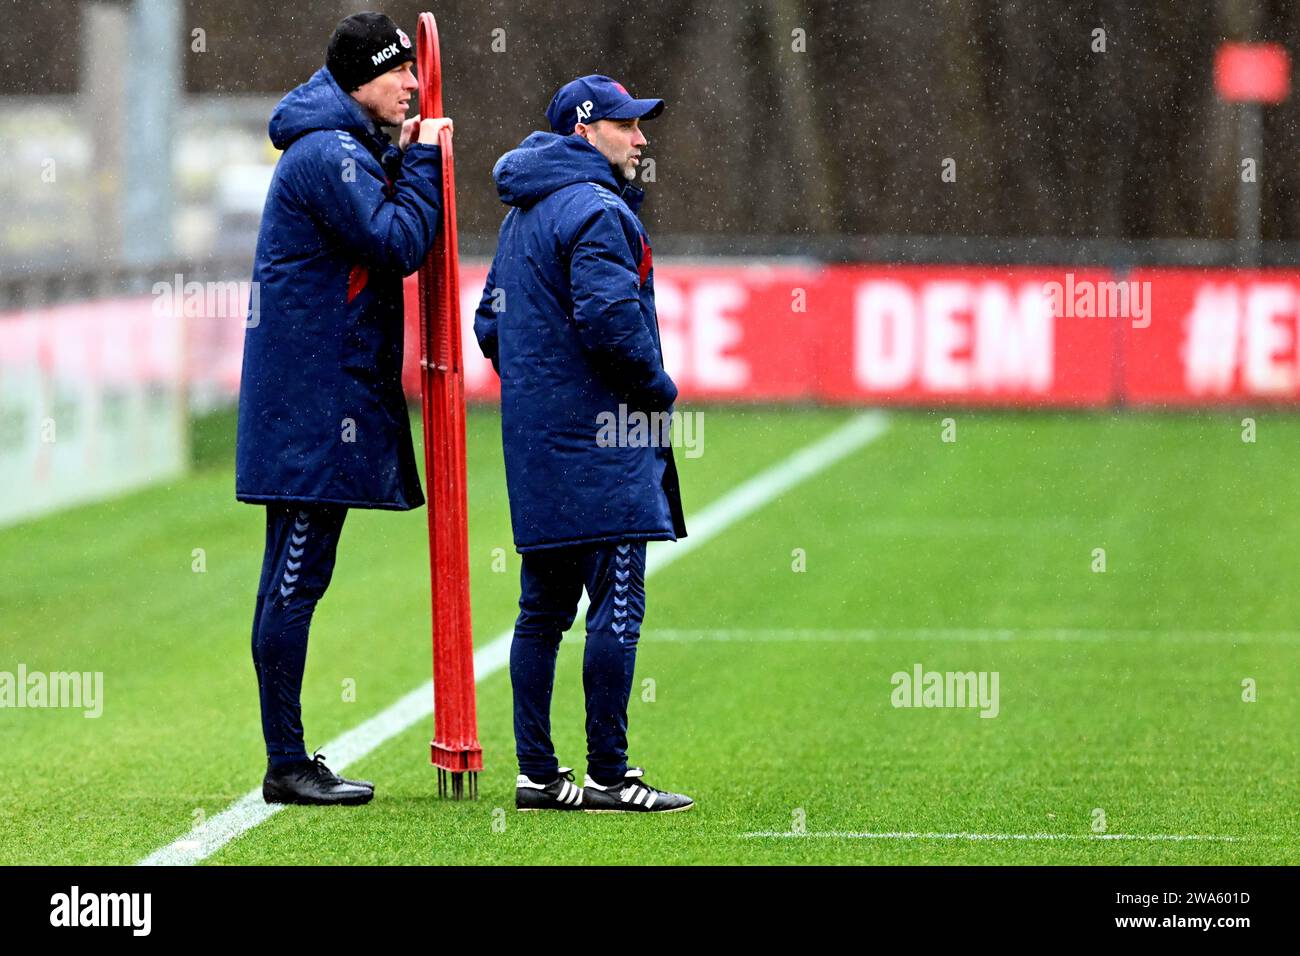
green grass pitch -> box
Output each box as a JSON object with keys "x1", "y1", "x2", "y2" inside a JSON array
[{"x1": 1, "y1": 406, "x2": 1297, "y2": 864}]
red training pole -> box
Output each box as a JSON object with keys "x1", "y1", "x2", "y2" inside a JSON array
[{"x1": 415, "y1": 11, "x2": 482, "y2": 799}]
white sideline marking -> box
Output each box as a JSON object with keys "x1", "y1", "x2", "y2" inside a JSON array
[
  {"x1": 741, "y1": 831, "x2": 1269, "y2": 843},
  {"x1": 644, "y1": 627, "x2": 1300, "y2": 644},
  {"x1": 139, "y1": 411, "x2": 890, "y2": 865},
  {"x1": 848, "y1": 517, "x2": 1082, "y2": 536}
]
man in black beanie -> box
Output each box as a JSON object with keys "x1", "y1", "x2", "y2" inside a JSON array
[{"x1": 237, "y1": 12, "x2": 453, "y2": 806}]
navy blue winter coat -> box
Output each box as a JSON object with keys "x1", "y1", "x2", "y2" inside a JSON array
[
  {"x1": 236, "y1": 66, "x2": 442, "y2": 510},
  {"x1": 474, "y1": 132, "x2": 687, "y2": 552}
]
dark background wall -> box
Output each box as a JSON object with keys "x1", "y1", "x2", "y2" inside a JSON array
[{"x1": 6, "y1": 0, "x2": 1300, "y2": 242}]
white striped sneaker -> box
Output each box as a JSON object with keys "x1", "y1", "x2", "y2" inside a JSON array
[
  {"x1": 516, "y1": 767, "x2": 585, "y2": 811},
  {"x1": 581, "y1": 767, "x2": 694, "y2": 813}
]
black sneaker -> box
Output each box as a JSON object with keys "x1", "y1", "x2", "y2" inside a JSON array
[
  {"x1": 581, "y1": 767, "x2": 694, "y2": 813},
  {"x1": 263, "y1": 752, "x2": 374, "y2": 806},
  {"x1": 308, "y1": 749, "x2": 374, "y2": 792},
  {"x1": 516, "y1": 767, "x2": 585, "y2": 811},
  {"x1": 266, "y1": 751, "x2": 374, "y2": 792}
]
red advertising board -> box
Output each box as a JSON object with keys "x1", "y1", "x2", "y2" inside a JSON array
[
  {"x1": 16, "y1": 265, "x2": 1297, "y2": 413},
  {"x1": 402, "y1": 265, "x2": 495, "y2": 400},
  {"x1": 813, "y1": 266, "x2": 1117, "y2": 406},
  {"x1": 401, "y1": 264, "x2": 824, "y2": 402},
  {"x1": 403, "y1": 264, "x2": 1123, "y2": 406},
  {"x1": 1125, "y1": 270, "x2": 1300, "y2": 405}
]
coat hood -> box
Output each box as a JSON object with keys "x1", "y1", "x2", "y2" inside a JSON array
[
  {"x1": 269, "y1": 66, "x2": 380, "y2": 150},
  {"x1": 492, "y1": 131, "x2": 643, "y2": 211}
]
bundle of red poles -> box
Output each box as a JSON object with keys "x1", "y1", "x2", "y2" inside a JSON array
[{"x1": 414, "y1": 11, "x2": 482, "y2": 799}]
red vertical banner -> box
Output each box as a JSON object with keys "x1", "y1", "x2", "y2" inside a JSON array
[{"x1": 415, "y1": 11, "x2": 482, "y2": 798}]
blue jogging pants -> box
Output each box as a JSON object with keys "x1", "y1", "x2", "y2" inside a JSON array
[{"x1": 510, "y1": 541, "x2": 647, "y2": 785}]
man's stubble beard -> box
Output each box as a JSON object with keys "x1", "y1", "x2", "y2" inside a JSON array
[{"x1": 612, "y1": 159, "x2": 637, "y2": 182}]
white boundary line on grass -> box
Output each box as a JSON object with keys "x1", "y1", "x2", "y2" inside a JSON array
[
  {"x1": 139, "y1": 410, "x2": 890, "y2": 865},
  {"x1": 644, "y1": 627, "x2": 1300, "y2": 644},
  {"x1": 741, "y1": 831, "x2": 1272, "y2": 842}
]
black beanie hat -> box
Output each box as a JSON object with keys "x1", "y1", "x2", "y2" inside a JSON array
[{"x1": 326, "y1": 12, "x2": 415, "y2": 92}]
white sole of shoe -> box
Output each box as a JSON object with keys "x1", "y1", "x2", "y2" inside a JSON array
[
  {"x1": 583, "y1": 803, "x2": 694, "y2": 814},
  {"x1": 516, "y1": 806, "x2": 582, "y2": 812}
]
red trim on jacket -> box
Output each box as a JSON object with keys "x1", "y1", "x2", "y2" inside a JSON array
[
  {"x1": 638, "y1": 236, "x2": 653, "y2": 286},
  {"x1": 347, "y1": 264, "x2": 369, "y2": 303}
]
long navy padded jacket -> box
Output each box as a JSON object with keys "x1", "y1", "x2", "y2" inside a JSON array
[
  {"x1": 474, "y1": 131, "x2": 686, "y2": 552},
  {"x1": 236, "y1": 66, "x2": 442, "y2": 510}
]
